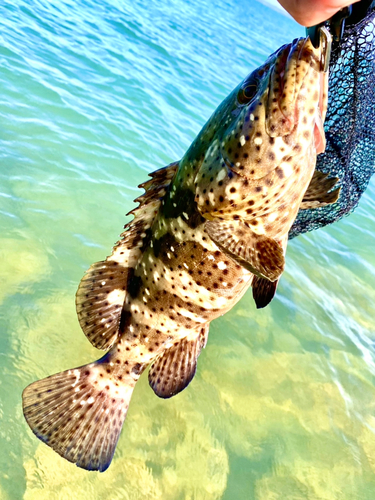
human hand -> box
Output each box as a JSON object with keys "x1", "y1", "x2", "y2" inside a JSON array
[{"x1": 277, "y1": 0, "x2": 360, "y2": 26}]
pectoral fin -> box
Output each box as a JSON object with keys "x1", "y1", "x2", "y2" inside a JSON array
[
  {"x1": 300, "y1": 170, "x2": 340, "y2": 209},
  {"x1": 148, "y1": 325, "x2": 209, "y2": 399},
  {"x1": 205, "y1": 220, "x2": 284, "y2": 282}
]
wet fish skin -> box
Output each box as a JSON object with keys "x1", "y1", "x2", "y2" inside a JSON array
[{"x1": 23, "y1": 37, "x2": 336, "y2": 472}]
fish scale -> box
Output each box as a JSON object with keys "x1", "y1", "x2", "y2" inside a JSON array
[{"x1": 23, "y1": 36, "x2": 340, "y2": 472}]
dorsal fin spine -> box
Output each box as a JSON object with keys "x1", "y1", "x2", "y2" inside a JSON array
[{"x1": 75, "y1": 162, "x2": 179, "y2": 350}]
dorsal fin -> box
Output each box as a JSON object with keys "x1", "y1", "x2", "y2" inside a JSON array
[
  {"x1": 76, "y1": 162, "x2": 179, "y2": 350},
  {"x1": 300, "y1": 170, "x2": 340, "y2": 209},
  {"x1": 75, "y1": 261, "x2": 129, "y2": 350},
  {"x1": 205, "y1": 219, "x2": 284, "y2": 282},
  {"x1": 148, "y1": 325, "x2": 209, "y2": 399}
]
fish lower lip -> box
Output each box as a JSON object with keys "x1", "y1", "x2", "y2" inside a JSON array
[{"x1": 267, "y1": 38, "x2": 316, "y2": 136}]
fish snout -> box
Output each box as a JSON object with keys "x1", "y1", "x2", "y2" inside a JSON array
[{"x1": 265, "y1": 37, "x2": 321, "y2": 138}]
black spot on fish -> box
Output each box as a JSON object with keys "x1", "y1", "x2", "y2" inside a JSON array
[{"x1": 128, "y1": 273, "x2": 142, "y2": 299}]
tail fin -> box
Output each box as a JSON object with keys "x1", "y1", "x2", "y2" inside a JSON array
[{"x1": 22, "y1": 357, "x2": 135, "y2": 472}]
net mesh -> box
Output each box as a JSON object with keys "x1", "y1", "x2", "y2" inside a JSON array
[{"x1": 290, "y1": 1, "x2": 375, "y2": 238}]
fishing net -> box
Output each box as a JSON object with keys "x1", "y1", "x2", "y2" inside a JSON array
[{"x1": 290, "y1": 0, "x2": 375, "y2": 238}]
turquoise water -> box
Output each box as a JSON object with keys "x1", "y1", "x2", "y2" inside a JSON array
[{"x1": 1, "y1": 0, "x2": 375, "y2": 498}]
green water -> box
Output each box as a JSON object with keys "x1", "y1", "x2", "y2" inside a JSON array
[{"x1": 1, "y1": 0, "x2": 375, "y2": 498}]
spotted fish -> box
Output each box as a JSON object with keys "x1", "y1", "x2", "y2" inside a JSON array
[{"x1": 22, "y1": 36, "x2": 339, "y2": 472}]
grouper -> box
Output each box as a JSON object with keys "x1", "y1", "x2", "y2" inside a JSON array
[{"x1": 23, "y1": 36, "x2": 339, "y2": 471}]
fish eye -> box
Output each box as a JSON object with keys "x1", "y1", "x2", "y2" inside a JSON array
[{"x1": 237, "y1": 84, "x2": 257, "y2": 105}]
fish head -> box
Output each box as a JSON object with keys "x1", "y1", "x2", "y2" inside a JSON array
[
  {"x1": 220, "y1": 36, "x2": 327, "y2": 181},
  {"x1": 193, "y1": 37, "x2": 329, "y2": 221}
]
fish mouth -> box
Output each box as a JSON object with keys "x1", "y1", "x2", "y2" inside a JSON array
[
  {"x1": 266, "y1": 37, "x2": 321, "y2": 137},
  {"x1": 219, "y1": 37, "x2": 327, "y2": 177}
]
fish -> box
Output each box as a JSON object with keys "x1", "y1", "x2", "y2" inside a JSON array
[{"x1": 22, "y1": 36, "x2": 340, "y2": 472}]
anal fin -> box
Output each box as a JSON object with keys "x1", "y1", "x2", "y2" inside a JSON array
[
  {"x1": 148, "y1": 325, "x2": 209, "y2": 399},
  {"x1": 205, "y1": 220, "x2": 284, "y2": 282},
  {"x1": 300, "y1": 170, "x2": 340, "y2": 209}
]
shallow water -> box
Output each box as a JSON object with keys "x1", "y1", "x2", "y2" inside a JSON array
[{"x1": 1, "y1": 0, "x2": 375, "y2": 498}]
